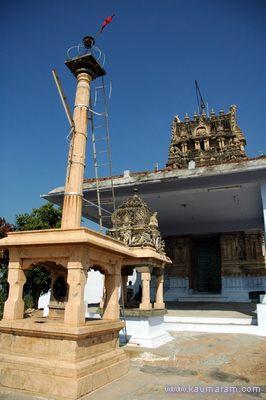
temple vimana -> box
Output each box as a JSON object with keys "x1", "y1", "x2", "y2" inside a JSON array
[{"x1": 167, "y1": 106, "x2": 246, "y2": 169}]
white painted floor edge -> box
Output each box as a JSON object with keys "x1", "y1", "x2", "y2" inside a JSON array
[
  {"x1": 164, "y1": 322, "x2": 266, "y2": 336},
  {"x1": 121, "y1": 331, "x2": 174, "y2": 348},
  {"x1": 164, "y1": 316, "x2": 256, "y2": 325}
]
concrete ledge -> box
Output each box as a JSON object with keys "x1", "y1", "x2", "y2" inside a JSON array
[
  {"x1": 123, "y1": 308, "x2": 167, "y2": 318},
  {"x1": 122, "y1": 314, "x2": 173, "y2": 348},
  {"x1": 0, "y1": 318, "x2": 124, "y2": 340}
]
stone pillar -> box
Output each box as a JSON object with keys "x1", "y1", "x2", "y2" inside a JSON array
[
  {"x1": 121, "y1": 274, "x2": 128, "y2": 306},
  {"x1": 181, "y1": 143, "x2": 187, "y2": 154},
  {"x1": 139, "y1": 272, "x2": 152, "y2": 310},
  {"x1": 204, "y1": 139, "x2": 209, "y2": 151},
  {"x1": 103, "y1": 271, "x2": 121, "y2": 320},
  {"x1": 260, "y1": 183, "x2": 266, "y2": 240},
  {"x1": 3, "y1": 255, "x2": 26, "y2": 320},
  {"x1": 195, "y1": 140, "x2": 200, "y2": 150},
  {"x1": 64, "y1": 261, "x2": 87, "y2": 326},
  {"x1": 154, "y1": 270, "x2": 165, "y2": 309},
  {"x1": 61, "y1": 72, "x2": 92, "y2": 229}
]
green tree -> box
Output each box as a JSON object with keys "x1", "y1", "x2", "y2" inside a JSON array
[
  {"x1": 0, "y1": 203, "x2": 62, "y2": 314},
  {"x1": 23, "y1": 266, "x2": 52, "y2": 309},
  {"x1": 16, "y1": 202, "x2": 61, "y2": 231},
  {"x1": 0, "y1": 218, "x2": 14, "y2": 317},
  {"x1": 15, "y1": 203, "x2": 62, "y2": 309}
]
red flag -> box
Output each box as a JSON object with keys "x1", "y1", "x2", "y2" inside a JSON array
[{"x1": 100, "y1": 14, "x2": 115, "y2": 32}]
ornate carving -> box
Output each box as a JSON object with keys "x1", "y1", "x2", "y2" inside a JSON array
[
  {"x1": 220, "y1": 230, "x2": 266, "y2": 275},
  {"x1": 167, "y1": 106, "x2": 247, "y2": 169},
  {"x1": 107, "y1": 194, "x2": 165, "y2": 254},
  {"x1": 164, "y1": 236, "x2": 190, "y2": 277}
]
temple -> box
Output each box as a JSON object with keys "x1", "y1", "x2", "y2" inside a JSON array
[{"x1": 45, "y1": 105, "x2": 266, "y2": 304}]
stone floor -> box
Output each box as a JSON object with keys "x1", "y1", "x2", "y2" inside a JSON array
[
  {"x1": 0, "y1": 331, "x2": 265, "y2": 400},
  {"x1": 89, "y1": 302, "x2": 257, "y2": 319},
  {"x1": 165, "y1": 301, "x2": 257, "y2": 318}
]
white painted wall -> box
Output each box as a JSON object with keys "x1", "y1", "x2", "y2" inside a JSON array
[
  {"x1": 38, "y1": 291, "x2": 50, "y2": 316},
  {"x1": 164, "y1": 277, "x2": 189, "y2": 301},
  {"x1": 84, "y1": 270, "x2": 104, "y2": 304},
  {"x1": 163, "y1": 276, "x2": 266, "y2": 302},
  {"x1": 261, "y1": 182, "x2": 266, "y2": 237}
]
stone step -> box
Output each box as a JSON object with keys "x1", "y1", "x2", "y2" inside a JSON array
[
  {"x1": 163, "y1": 314, "x2": 266, "y2": 336},
  {"x1": 163, "y1": 321, "x2": 265, "y2": 336},
  {"x1": 177, "y1": 294, "x2": 228, "y2": 302},
  {"x1": 164, "y1": 315, "x2": 257, "y2": 326}
]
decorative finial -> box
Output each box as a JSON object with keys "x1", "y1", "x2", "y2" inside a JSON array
[
  {"x1": 185, "y1": 113, "x2": 190, "y2": 122},
  {"x1": 210, "y1": 108, "x2": 215, "y2": 116},
  {"x1": 83, "y1": 36, "x2": 95, "y2": 48}
]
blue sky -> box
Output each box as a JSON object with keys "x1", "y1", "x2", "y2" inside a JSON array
[{"x1": 1, "y1": 0, "x2": 266, "y2": 224}]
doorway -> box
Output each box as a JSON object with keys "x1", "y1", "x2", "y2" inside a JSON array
[{"x1": 191, "y1": 236, "x2": 221, "y2": 293}]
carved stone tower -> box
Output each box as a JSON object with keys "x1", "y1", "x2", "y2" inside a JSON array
[
  {"x1": 166, "y1": 105, "x2": 247, "y2": 169},
  {"x1": 107, "y1": 194, "x2": 165, "y2": 254}
]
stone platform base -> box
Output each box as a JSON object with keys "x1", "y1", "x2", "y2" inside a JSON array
[
  {"x1": 0, "y1": 318, "x2": 129, "y2": 399},
  {"x1": 121, "y1": 309, "x2": 173, "y2": 348},
  {"x1": 257, "y1": 301, "x2": 266, "y2": 331}
]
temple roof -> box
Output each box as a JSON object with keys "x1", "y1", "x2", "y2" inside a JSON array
[{"x1": 43, "y1": 157, "x2": 266, "y2": 234}]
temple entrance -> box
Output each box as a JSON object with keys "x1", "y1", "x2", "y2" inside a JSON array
[{"x1": 192, "y1": 236, "x2": 221, "y2": 293}]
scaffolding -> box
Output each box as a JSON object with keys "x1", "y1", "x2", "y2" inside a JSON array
[
  {"x1": 52, "y1": 69, "x2": 116, "y2": 233},
  {"x1": 87, "y1": 76, "x2": 116, "y2": 232}
]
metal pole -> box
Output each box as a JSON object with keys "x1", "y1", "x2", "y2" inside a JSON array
[{"x1": 52, "y1": 69, "x2": 74, "y2": 129}]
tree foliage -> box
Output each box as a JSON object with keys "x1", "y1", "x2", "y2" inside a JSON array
[
  {"x1": 0, "y1": 218, "x2": 14, "y2": 239},
  {"x1": 0, "y1": 203, "x2": 62, "y2": 314},
  {"x1": 0, "y1": 218, "x2": 14, "y2": 316},
  {"x1": 23, "y1": 266, "x2": 52, "y2": 309},
  {"x1": 16, "y1": 203, "x2": 61, "y2": 231}
]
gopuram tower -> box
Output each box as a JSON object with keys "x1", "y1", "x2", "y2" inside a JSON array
[{"x1": 167, "y1": 106, "x2": 247, "y2": 169}]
